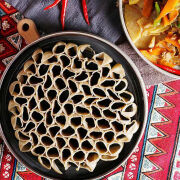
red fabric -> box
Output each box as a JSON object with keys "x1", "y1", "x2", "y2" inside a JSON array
[{"x1": 0, "y1": 1, "x2": 180, "y2": 179}]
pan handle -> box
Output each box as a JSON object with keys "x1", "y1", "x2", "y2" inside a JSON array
[{"x1": 17, "y1": 18, "x2": 40, "y2": 44}]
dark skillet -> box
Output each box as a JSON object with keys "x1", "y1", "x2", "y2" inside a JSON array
[{"x1": 0, "y1": 19, "x2": 148, "y2": 180}]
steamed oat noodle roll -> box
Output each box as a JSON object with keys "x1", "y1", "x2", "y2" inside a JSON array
[{"x1": 8, "y1": 41, "x2": 139, "y2": 173}]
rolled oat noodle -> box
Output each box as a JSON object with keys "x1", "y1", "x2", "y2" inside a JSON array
[
  {"x1": 100, "y1": 78, "x2": 116, "y2": 88},
  {"x1": 95, "y1": 141, "x2": 108, "y2": 155},
  {"x1": 68, "y1": 136, "x2": 80, "y2": 151},
  {"x1": 102, "y1": 109, "x2": 117, "y2": 119},
  {"x1": 65, "y1": 43, "x2": 78, "y2": 57},
  {"x1": 38, "y1": 156, "x2": 51, "y2": 170},
  {"x1": 70, "y1": 93, "x2": 84, "y2": 104},
  {"x1": 40, "y1": 135, "x2": 54, "y2": 147},
  {"x1": 103, "y1": 130, "x2": 115, "y2": 144},
  {"x1": 69, "y1": 115, "x2": 82, "y2": 128},
  {"x1": 46, "y1": 88, "x2": 58, "y2": 102},
  {"x1": 101, "y1": 154, "x2": 118, "y2": 161},
  {"x1": 28, "y1": 74, "x2": 44, "y2": 85},
  {"x1": 19, "y1": 140, "x2": 32, "y2": 152},
  {"x1": 8, "y1": 100, "x2": 21, "y2": 116},
  {"x1": 55, "y1": 113, "x2": 67, "y2": 128},
  {"x1": 108, "y1": 142, "x2": 123, "y2": 156},
  {"x1": 42, "y1": 51, "x2": 58, "y2": 65},
  {"x1": 17, "y1": 70, "x2": 28, "y2": 84},
  {"x1": 77, "y1": 44, "x2": 95, "y2": 59},
  {"x1": 81, "y1": 139, "x2": 95, "y2": 152},
  {"x1": 58, "y1": 54, "x2": 71, "y2": 68},
  {"x1": 32, "y1": 48, "x2": 43, "y2": 65},
  {"x1": 114, "y1": 78, "x2": 128, "y2": 93},
  {"x1": 56, "y1": 136, "x2": 67, "y2": 149},
  {"x1": 49, "y1": 64, "x2": 61, "y2": 78},
  {"x1": 68, "y1": 78, "x2": 79, "y2": 94},
  {"x1": 23, "y1": 121, "x2": 36, "y2": 133},
  {"x1": 97, "y1": 119, "x2": 111, "y2": 130},
  {"x1": 71, "y1": 56, "x2": 83, "y2": 72},
  {"x1": 72, "y1": 150, "x2": 86, "y2": 163},
  {"x1": 63, "y1": 103, "x2": 74, "y2": 116},
  {"x1": 110, "y1": 121, "x2": 124, "y2": 134},
  {"x1": 76, "y1": 127, "x2": 88, "y2": 141},
  {"x1": 92, "y1": 87, "x2": 107, "y2": 98},
  {"x1": 51, "y1": 159, "x2": 63, "y2": 174},
  {"x1": 119, "y1": 91, "x2": 134, "y2": 104},
  {"x1": 52, "y1": 99, "x2": 61, "y2": 115},
  {"x1": 89, "y1": 72, "x2": 101, "y2": 86},
  {"x1": 110, "y1": 100, "x2": 126, "y2": 111},
  {"x1": 21, "y1": 85, "x2": 35, "y2": 97},
  {"x1": 83, "y1": 116, "x2": 96, "y2": 129},
  {"x1": 23, "y1": 60, "x2": 36, "y2": 75},
  {"x1": 121, "y1": 103, "x2": 137, "y2": 118},
  {"x1": 118, "y1": 111, "x2": 131, "y2": 125},
  {"x1": 46, "y1": 147, "x2": 60, "y2": 158},
  {"x1": 79, "y1": 82, "x2": 92, "y2": 96},
  {"x1": 37, "y1": 64, "x2": 49, "y2": 77},
  {"x1": 52, "y1": 41, "x2": 66, "y2": 55},
  {"x1": 60, "y1": 126, "x2": 75, "y2": 137},
  {"x1": 43, "y1": 73, "x2": 53, "y2": 90},
  {"x1": 61, "y1": 148, "x2": 72, "y2": 163},
  {"x1": 84, "y1": 60, "x2": 99, "y2": 72},
  {"x1": 11, "y1": 115, "x2": 23, "y2": 130},
  {"x1": 96, "y1": 98, "x2": 112, "y2": 109},
  {"x1": 110, "y1": 63, "x2": 125, "y2": 79},
  {"x1": 9, "y1": 81, "x2": 21, "y2": 96},
  {"x1": 101, "y1": 65, "x2": 111, "y2": 78},
  {"x1": 15, "y1": 130, "x2": 30, "y2": 142},
  {"x1": 74, "y1": 70, "x2": 89, "y2": 82},
  {"x1": 116, "y1": 133, "x2": 133, "y2": 143},
  {"x1": 88, "y1": 128, "x2": 102, "y2": 140},
  {"x1": 31, "y1": 145, "x2": 45, "y2": 156},
  {"x1": 93, "y1": 52, "x2": 113, "y2": 66},
  {"x1": 125, "y1": 120, "x2": 140, "y2": 135}
]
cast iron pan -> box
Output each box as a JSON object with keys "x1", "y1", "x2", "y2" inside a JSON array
[{"x1": 0, "y1": 19, "x2": 148, "y2": 180}]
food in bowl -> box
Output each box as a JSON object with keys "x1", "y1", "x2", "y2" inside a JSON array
[
  {"x1": 124, "y1": 0, "x2": 180, "y2": 75},
  {"x1": 8, "y1": 41, "x2": 139, "y2": 174}
]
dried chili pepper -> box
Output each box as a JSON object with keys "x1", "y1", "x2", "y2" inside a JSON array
[
  {"x1": 44, "y1": 0, "x2": 61, "y2": 10},
  {"x1": 82, "y1": 0, "x2": 90, "y2": 25},
  {"x1": 155, "y1": 64, "x2": 180, "y2": 75},
  {"x1": 61, "y1": 0, "x2": 68, "y2": 30}
]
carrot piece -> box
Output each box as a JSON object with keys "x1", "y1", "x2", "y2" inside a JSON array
[
  {"x1": 156, "y1": 0, "x2": 179, "y2": 21},
  {"x1": 165, "y1": 37, "x2": 180, "y2": 49},
  {"x1": 142, "y1": 0, "x2": 154, "y2": 18},
  {"x1": 169, "y1": 9, "x2": 179, "y2": 22},
  {"x1": 163, "y1": 15, "x2": 170, "y2": 26},
  {"x1": 149, "y1": 47, "x2": 164, "y2": 55}
]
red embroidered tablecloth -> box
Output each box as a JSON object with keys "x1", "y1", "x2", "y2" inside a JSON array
[{"x1": 0, "y1": 1, "x2": 180, "y2": 179}]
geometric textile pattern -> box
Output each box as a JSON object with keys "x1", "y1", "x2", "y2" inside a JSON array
[{"x1": 0, "y1": 0, "x2": 180, "y2": 179}]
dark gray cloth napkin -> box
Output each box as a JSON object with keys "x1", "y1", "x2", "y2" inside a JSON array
[
  {"x1": 6, "y1": 0, "x2": 123, "y2": 43},
  {"x1": 6, "y1": 0, "x2": 175, "y2": 85}
]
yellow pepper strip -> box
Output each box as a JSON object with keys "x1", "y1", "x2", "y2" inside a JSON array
[
  {"x1": 140, "y1": 50, "x2": 159, "y2": 63},
  {"x1": 129, "y1": 0, "x2": 140, "y2": 5},
  {"x1": 156, "y1": 0, "x2": 179, "y2": 21},
  {"x1": 165, "y1": 37, "x2": 180, "y2": 49}
]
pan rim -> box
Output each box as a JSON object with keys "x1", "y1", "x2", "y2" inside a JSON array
[
  {"x1": 119, "y1": 0, "x2": 180, "y2": 79},
  {"x1": 0, "y1": 31, "x2": 148, "y2": 180}
]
